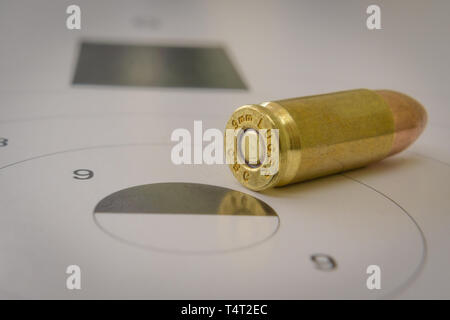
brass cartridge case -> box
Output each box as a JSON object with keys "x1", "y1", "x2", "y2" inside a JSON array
[{"x1": 225, "y1": 89, "x2": 427, "y2": 191}]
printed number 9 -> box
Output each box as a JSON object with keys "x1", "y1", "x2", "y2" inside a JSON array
[
  {"x1": 73, "y1": 169, "x2": 94, "y2": 180},
  {"x1": 0, "y1": 138, "x2": 8, "y2": 147},
  {"x1": 311, "y1": 254, "x2": 337, "y2": 271}
]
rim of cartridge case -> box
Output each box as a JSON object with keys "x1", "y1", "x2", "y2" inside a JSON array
[
  {"x1": 225, "y1": 104, "x2": 285, "y2": 191},
  {"x1": 225, "y1": 103, "x2": 302, "y2": 191},
  {"x1": 260, "y1": 102, "x2": 302, "y2": 187}
]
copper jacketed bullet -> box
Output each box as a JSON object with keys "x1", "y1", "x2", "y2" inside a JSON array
[{"x1": 225, "y1": 89, "x2": 427, "y2": 191}]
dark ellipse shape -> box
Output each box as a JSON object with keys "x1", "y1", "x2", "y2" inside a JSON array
[{"x1": 94, "y1": 182, "x2": 277, "y2": 216}]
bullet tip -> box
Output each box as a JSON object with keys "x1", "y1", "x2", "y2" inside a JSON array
[{"x1": 376, "y1": 90, "x2": 427, "y2": 155}]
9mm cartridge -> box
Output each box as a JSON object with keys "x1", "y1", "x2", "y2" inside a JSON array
[{"x1": 225, "y1": 89, "x2": 427, "y2": 191}]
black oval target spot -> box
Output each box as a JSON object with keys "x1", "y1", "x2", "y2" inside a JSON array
[{"x1": 94, "y1": 183, "x2": 279, "y2": 254}]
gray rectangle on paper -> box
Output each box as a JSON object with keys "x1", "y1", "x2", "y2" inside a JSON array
[{"x1": 72, "y1": 42, "x2": 247, "y2": 89}]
